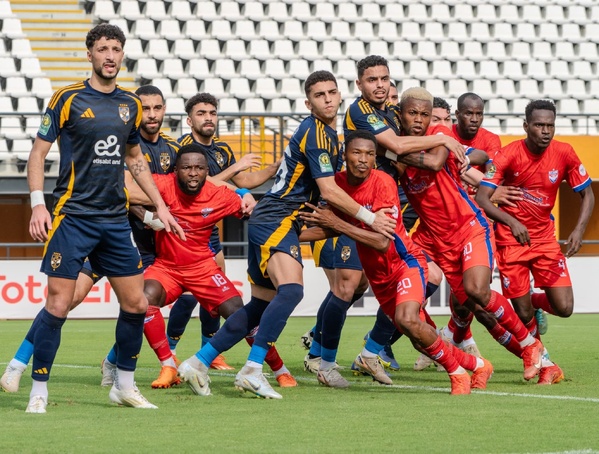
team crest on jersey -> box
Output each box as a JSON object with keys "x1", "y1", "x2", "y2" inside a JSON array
[
  {"x1": 290, "y1": 245, "x2": 299, "y2": 259},
  {"x1": 38, "y1": 114, "x2": 51, "y2": 135},
  {"x1": 502, "y1": 276, "x2": 510, "y2": 289},
  {"x1": 579, "y1": 164, "x2": 587, "y2": 176},
  {"x1": 484, "y1": 164, "x2": 496, "y2": 179},
  {"x1": 367, "y1": 114, "x2": 386, "y2": 131},
  {"x1": 319, "y1": 153, "x2": 333, "y2": 173},
  {"x1": 201, "y1": 208, "x2": 214, "y2": 218},
  {"x1": 215, "y1": 150, "x2": 225, "y2": 167},
  {"x1": 50, "y1": 252, "x2": 62, "y2": 270},
  {"x1": 119, "y1": 105, "x2": 130, "y2": 123},
  {"x1": 160, "y1": 153, "x2": 171, "y2": 172},
  {"x1": 548, "y1": 169, "x2": 558, "y2": 184},
  {"x1": 340, "y1": 246, "x2": 351, "y2": 262}
]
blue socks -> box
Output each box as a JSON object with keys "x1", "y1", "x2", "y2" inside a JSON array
[
  {"x1": 197, "y1": 296, "x2": 269, "y2": 368},
  {"x1": 369, "y1": 306, "x2": 397, "y2": 346},
  {"x1": 114, "y1": 309, "x2": 145, "y2": 372},
  {"x1": 166, "y1": 293, "x2": 197, "y2": 350},
  {"x1": 199, "y1": 305, "x2": 220, "y2": 347},
  {"x1": 309, "y1": 291, "x2": 332, "y2": 357},
  {"x1": 31, "y1": 308, "x2": 66, "y2": 382},
  {"x1": 249, "y1": 283, "x2": 303, "y2": 363},
  {"x1": 320, "y1": 294, "x2": 351, "y2": 363}
]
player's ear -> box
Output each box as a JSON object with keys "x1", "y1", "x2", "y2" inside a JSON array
[
  {"x1": 304, "y1": 99, "x2": 312, "y2": 112},
  {"x1": 186, "y1": 116, "x2": 192, "y2": 128},
  {"x1": 523, "y1": 121, "x2": 528, "y2": 134}
]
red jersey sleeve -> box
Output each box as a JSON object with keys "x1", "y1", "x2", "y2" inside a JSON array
[{"x1": 562, "y1": 144, "x2": 592, "y2": 192}]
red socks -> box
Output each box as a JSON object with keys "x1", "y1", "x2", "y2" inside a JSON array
[
  {"x1": 488, "y1": 323, "x2": 523, "y2": 358},
  {"x1": 485, "y1": 291, "x2": 529, "y2": 342},
  {"x1": 531, "y1": 293, "x2": 553, "y2": 315},
  {"x1": 525, "y1": 318, "x2": 540, "y2": 340},
  {"x1": 144, "y1": 305, "x2": 172, "y2": 362},
  {"x1": 423, "y1": 335, "x2": 460, "y2": 374}
]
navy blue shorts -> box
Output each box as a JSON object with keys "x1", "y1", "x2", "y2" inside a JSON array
[
  {"x1": 247, "y1": 216, "x2": 302, "y2": 290},
  {"x1": 311, "y1": 238, "x2": 334, "y2": 269},
  {"x1": 41, "y1": 215, "x2": 143, "y2": 279},
  {"x1": 312, "y1": 235, "x2": 362, "y2": 271}
]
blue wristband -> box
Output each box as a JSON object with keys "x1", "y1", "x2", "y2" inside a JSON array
[{"x1": 235, "y1": 188, "x2": 251, "y2": 197}]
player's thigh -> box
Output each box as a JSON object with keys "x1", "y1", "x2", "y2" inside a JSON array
[
  {"x1": 109, "y1": 273, "x2": 147, "y2": 313},
  {"x1": 531, "y1": 242, "x2": 572, "y2": 289},
  {"x1": 90, "y1": 219, "x2": 144, "y2": 278},
  {"x1": 144, "y1": 261, "x2": 184, "y2": 307}
]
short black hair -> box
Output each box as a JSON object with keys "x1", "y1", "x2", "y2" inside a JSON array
[
  {"x1": 304, "y1": 70, "x2": 337, "y2": 96},
  {"x1": 135, "y1": 85, "x2": 165, "y2": 102},
  {"x1": 457, "y1": 92, "x2": 484, "y2": 110},
  {"x1": 433, "y1": 97, "x2": 451, "y2": 112},
  {"x1": 185, "y1": 93, "x2": 218, "y2": 115},
  {"x1": 345, "y1": 130, "x2": 377, "y2": 151},
  {"x1": 525, "y1": 99, "x2": 556, "y2": 122},
  {"x1": 357, "y1": 55, "x2": 389, "y2": 79},
  {"x1": 85, "y1": 23, "x2": 126, "y2": 50},
  {"x1": 175, "y1": 143, "x2": 208, "y2": 166},
  {"x1": 390, "y1": 81, "x2": 397, "y2": 88}
]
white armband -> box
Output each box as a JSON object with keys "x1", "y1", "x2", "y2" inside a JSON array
[
  {"x1": 384, "y1": 151, "x2": 399, "y2": 162},
  {"x1": 143, "y1": 210, "x2": 165, "y2": 231},
  {"x1": 30, "y1": 190, "x2": 45, "y2": 208},
  {"x1": 355, "y1": 206, "x2": 376, "y2": 226}
]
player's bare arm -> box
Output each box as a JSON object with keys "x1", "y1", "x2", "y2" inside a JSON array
[
  {"x1": 300, "y1": 203, "x2": 391, "y2": 252},
  {"x1": 395, "y1": 145, "x2": 448, "y2": 171},
  {"x1": 375, "y1": 128, "x2": 466, "y2": 163},
  {"x1": 230, "y1": 158, "x2": 282, "y2": 189},
  {"x1": 476, "y1": 185, "x2": 530, "y2": 246},
  {"x1": 125, "y1": 143, "x2": 186, "y2": 241},
  {"x1": 565, "y1": 185, "x2": 595, "y2": 257},
  {"x1": 27, "y1": 137, "x2": 53, "y2": 242},
  {"x1": 490, "y1": 186, "x2": 523, "y2": 208},
  {"x1": 466, "y1": 149, "x2": 489, "y2": 166},
  {"x1": 209, "y1": 153, "x2": 262, "y2": 182},
  {"x1": 316, "y1": 175, "x2": 396, "y2": 240}
]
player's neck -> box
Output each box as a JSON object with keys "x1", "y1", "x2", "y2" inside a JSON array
[
  {"x1": 524, "y1": 138, "x2": 548, "y2": 155},
  {"x1": 141, "y1": 131, "x2": 159, "y2": 143},
  {"x1": 192, "y1": 131, "x2": 213, "y2": 146},
  {"x1": 456, "y1": 126, "x2": 475, "y2": 141},
  {"x1": 88, "y1": 75, "x2": 117, "y2": 93}
]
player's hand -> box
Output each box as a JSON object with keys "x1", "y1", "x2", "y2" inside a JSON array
[
  {"x1": 442, "y1": 136, "x2": 467, "y2": 164},
  {"x1": 235, "y1": 153, "x2": 262, "y2": 172},
  {"x1": 143, "y1": 209, "x2": 165, "y2": 231},
  {"x1": 508, "y1": 219, "x2": 530, "y2": 246},
  {"x1": 371, "y1": 208, "x2": 396, "y2": 240},
  {"x1": 300, "y1": 202, "x2": 339, "y2": 231},
  {"x1": 29, "y1": 205, "x2": 52, "y2": 242},
  {"x1": 565, "y1": 228, "x2": 584, "y2": 257},
  {"x1": 241, "y1": 193, "x2": 257, "y2": 216},
  {"x1": 490, "y1": 186, "x2": 523, "y2": 208},
  {"x1": 156, "y1": 206, "x2": 186, "y2": 241}
]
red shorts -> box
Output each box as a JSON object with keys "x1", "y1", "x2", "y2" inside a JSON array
[
  {"x1": 416, "y1": 227, "x2": 495, "y2": 304},
  {"x1": 144, "y1": 259, "x2": 241, "y2": 317},
  {"x1": 496, "y1": 242, "x2": 571, "y2": 299},
  {"x1": 374, "y1": 263, "x2": 428, "y2": 321}
]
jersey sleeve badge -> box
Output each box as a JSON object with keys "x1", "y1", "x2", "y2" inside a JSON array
[
  {"x1": 484, "y1": 164, "x2": 496, "y2": 179},
  {"x1": 319, "y1": 153, "x2": 333, "y2": 172},
  {"x1": 579, "y1": 164, "x2": 587, "y2": 176},
  {"x1": 367, "y1": 114, "x2": 386, "y2": 131},
  {"x1": 38, "y1": 114, "x2": 51, "y2": 135}
]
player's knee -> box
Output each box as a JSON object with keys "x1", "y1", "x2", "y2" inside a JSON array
[
  {"x1": 143, "y1": 280, "x2": 165, "y2": 307},
  {"x1": 427, "y1": 263, "x2": 443, "y2": 285},
  {"x1": 278, "y1": 283, "x2": 304, "y2": 304},
  {"x1": 219, "y1": 296, "x2": 244, "y2": 318},
  {"x1": 464, "y1": 282, "x2": 491, "y2": 306},
  {"x1": 553, "y1": 300, "x2": 573, "y2": 318},
  {"x1": 473, "y1": 308, "x2": 496, "y2": 329}
]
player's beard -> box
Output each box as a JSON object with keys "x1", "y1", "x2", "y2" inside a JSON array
[
  {"x1": 93, "y1": 63, "x2": 120, "y2": 81},
  {"x1": 141, "y1": 122, "x2": 162, "y2": 135},
  {"x1": 178, "y1": 178, "x2": 205, "y2": 195}
]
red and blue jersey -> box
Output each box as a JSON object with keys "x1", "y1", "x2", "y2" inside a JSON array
[{"x1": 480, "y1": 139, "x2": 591, "y2": 245}]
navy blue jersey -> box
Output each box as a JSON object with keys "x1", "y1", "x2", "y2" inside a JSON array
[
  {"x1": 250, "y1": 115, "x2": 340, "y2": 224},
  {"x1": 38, "y1": 80, "x2": 142, "y2": 220},
  {"x1": 130, "y1": 132, "x2": 180, "y2": 257},
  {"x1": 178, "y1": 133, "x2": 237, "y2": 177}
]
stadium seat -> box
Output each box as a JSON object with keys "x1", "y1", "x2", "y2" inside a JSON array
[
  {"x1": 119, "y1": 1, "x2": 145, "y2": 21},
  {"x1": 254, "y1": 77, "x2": 278, "y2": 100},
  {"x1": 290, "y1": 2, "x2": 312, "y2": 22},
  {"x1": 559, "y1": 99, "x2": 581, "y2": 115},
  {"x1": 408, "y1": 61, "x2": 431, "y2": 81},
  {"x1": 517, "y1": 79, "x2": 541, "y2": 98},
  {"x1": 282, "y1": 20, "x2": 304, "y2": 42},
  {"x1": 265, "y1": 3, "x2": 289, "y2": 23},
  {"x1": 514, "y1": 23, "x2": 537, "y2": 44},
  {"x1": 244, "y1": 2, "x2": 266, "y2": 22},
  {"x1": 228, "y1": 77, "x2": 253, "y2": 100},
  {"x1": 401, "y1": 22, "x2": 423, "y2": 42},
  {"x1": 314, "y1": 3, "x2": 336, "y2": 23},
  {"x1": 263, "y1": 59, "x2": 287, "y2": 80},
  {"x1": 1, "y1": 118, "x2": 27, "y2": 139},
  {"x1": 470, "y1": 22, "x2": 493, "y2": 43},
  {"x1": 576, "y1": 42, "x2": 599, "y2": 63},
  {"x1": 501, "y1": 61, "x2": 524, "y2": 81},
  {"x1": 344, "y1": 40, "x2": 366, "y2": 60},
  {"x1": 257, "y1": 20, "x2": 281, "y2": 42},
  {"x1": 447, "y1": 79, "x2": 468, "y2": 97},
  {"x1": 391, "y1": 41, "x2": 416, "y2": 61},
  {"x1": 416, "y1": 42, "x2": 438, "y2": 63},
  {"x1": 538, "y1": 23, "x2": 561, "y2": 44},
  {"x1": 242, "y1": 97, "x2": 266, "y2": 113},
  {"x1": 268, "y1": 98, "x2": 292, "y2": 113},
  {"x1": 494, "y1": 79, "x2": 517, "y2": 100},
  {"x1": 133, "y1": 19, "x2": 159, "y2": 40},
  {"x1": 321, "y1": 40, "x2": 344, "y2": 62},
  {"x1": 152, "y1": 78, "x2": 174, "y2": 98},
  {"x1": 461, "y1": 41, "x2": 485, "y2": 62},
  {"x1": 388, "y1": 60, "x2": 405, "y2": 80},
  {"x1": 223, "y1": 40, "x2": 248, "y2": 61},
  {"x1": 136, "y1": 58, "x2": 161, "y2": 80},
  {"x1": 1, "y1": 18, "x2": 25, "y2": 38},
  {"x1": 170, "y1": 1, "x2": 193, "y2": 20},
  {"x1": 526, "y1": 60, "x2": 549, "y2": 81},
  {"x1": 565, "y1": 79, "x2": 588, "y2": 99},
  {"x1": 446, "y1": 22, "x2": 469, "y2": 43},
  {"x1": 471, "y1": 79, "x2": 493, "y2": 100},
  {"x1": 337, "y1": 3, "x2": 359, "y2": 23},
  {"x1": 288, "y1": 59, "x2": 310, "y2": 79},
  {"x1": 218, "y1": 98, "x2": 240, "y2": 113},
  {"x1": 368, "y1": 41, "x2": 389, "y2": 58},
  {"x1": 310, "y1": 58, "x2": 333, "y2": 74},
  {"x1": 201, "y1": 78, "x2": 226, "y2": 99},
  {"x1": 195, "y1": 1, "x2": 219, "y2": 21},
  {"x1": 182, "y1": 20, "x2": 208, "y2": 41},
  {"x1": 502, "y1": 117, "x2": 525, "y2": 134},
  {"x1": 30, "y1": 78, "x2": 53, "y2": 99},
  {"x1": 0, "y1": 56, "x2": 19, "y2": 77},
  {"x1": 475, "y1": 4, "x2": 498, "y2": 23},
  {"x1": 10, "y1": 39, "x2": 35, "y2": 58},
  {"x1": 545, "y1": 4, "x2": 567, "y2": 25},
  {"x1": 487, "y1": 98, "x2": 509, "y2": 115},
  {"x1": 92, "y1": 0, "x2": 119, "y2": 20},
  {"x1": 239, "y1": 59, "x2": 263, "y2": 81},
  {"x1": 399, "y1": 78, "x2": 425, "y2": 93},
  {"x1": 425, "y1": 79, "x2": 447, "y2": 97},
  {"x1": 147, "y1": 39, "x2": 172, "y2": 60},
  {"x1": 497, "y1": 4, "x2": 521, "y2": 24},
  {"x1": 272, "y1": 40, "x2": 295, "y2": 61},
  {"x1": 220, "y1": 1, "x2": 244, "y2": 21},
  {"x1": 511, "y1": 98, "x2": 530, "y2": 116},
  {"x1": 5, "y1": 77, "x2": 29, "y2": 98},
  {"x1": 482, "y1": 116, "x2": 501, "y2": 132},
  {"x1": 510, "y1": 42, "x2": 532, "y2": 63},
  {"x1": 248, "y1": 40, "x2": 271, "y2": 61},
  {"x1": 213, "y1": 59, "x2": 238, "y2": 80},
  {"x1": 187, "y1": 58, "x2": 210, "y2": 77},
  {"x1": 145, "y1": 1, "x2": 169, "y2": 21},
  {"x1": 172, "y1": 39, "x2": 197, "y2": 60},
  {"x1": 431, "y1": 60, "x2": 453, "y2": 80},
  {"x1": 406, "y1": 3, "x2": 429, "y2": 23},
  {"x1": 158, "y1": 20, "x2": 183, "y2": 41},
  {"x1": 165, "y1": 97, "x2": 185, "y2": 115},
  {"x1": 520, "y1": 4, "x2": 543, "y2": 25},
  {"x1": 198, "y1": 39, "x2": 222, "y2": 61},
  {"x1": 492, "y1": 23, "x2": 516, "y2": 44},
  {"x1": 452, "y1": 4, "x2": 474, "y2": 22},
  {"x1": 582, "y1": 99, "x2": 599, "y2": 114},
  {"x1": 24, "y1": 116, "x2": 40, "y2": 137},
  {"x1": 548, "y1": 60, "x2": 572, "y2": 80},
  {"x1": 305, "y1": 21, "x2": 328, "y2": 42},
  {"x1": 210, "y1": 20, "x2": 235, "y2": 41},
  {"x1": 297, "y1": 40, "x2": 320, "y2": 61},
  {"x1": 476, "y1": 60, "x2": 500, "y2": 81},
  {"x1": 571, "y1": 61, "x2": 594, "y2": 81},
  {"x1": 541, "y1": 79, "x2": 564, "y2": 99},
  {"x1": 485, "y1": 42, "x2": 508, "y2": 62},
  {"x1": 235, "y1": 20, "x2": 257, "y2": 41},
  {"x1": 279, "y1": 78, "x2": 303, "y2": 98}
]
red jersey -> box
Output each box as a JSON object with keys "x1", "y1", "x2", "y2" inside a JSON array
[
  {"x1": 334, "y1": 169, "x2": 426, "y2": 296},
  {"x1": 152, "y1": 174, "x2": 242, "y2": 266},
  {"x1": 400, "y1": 124, "x2": 491, "y2": 252},
  {"x1": 480, "y1": 139, "x2": 591, "y2": 245}
]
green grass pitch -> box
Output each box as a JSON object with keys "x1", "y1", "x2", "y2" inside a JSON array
[{"x1": 1, "y1": 315, "x2": 599, "y2": 453}]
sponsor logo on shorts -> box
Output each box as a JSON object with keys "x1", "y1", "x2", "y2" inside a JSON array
[
  {"x1": 50, "y1": 252, "x2": 62, "y2": 270},
  {"x1": 119, "y1": 104, "x2": 130, "y2": 123},
  {"x1": 548, "y1": 169, "x2": 558, "y2": 184},
  {"x1": 290, "y1": 245, "x2": 299, "y2": 259},
  {"x1": 558, "y1": 259, "x2": 567, "y2": 277},
  {"x1": 340, "y1": 245, "x2": 351, "y2": 261}
]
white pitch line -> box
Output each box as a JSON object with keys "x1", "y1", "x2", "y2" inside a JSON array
[{"x1": 5, "y1": 362, "x2": 599, "y2": 404}]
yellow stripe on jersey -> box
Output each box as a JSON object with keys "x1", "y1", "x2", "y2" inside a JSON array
[
  {"x1": 281, "y1": 129, "x2": 309, "y2": 198},
  {"x1": 47, "y1": 82, "x2": 85, "y2": 110},
  {"x1": 53, "y1": 161, "x2": 76, "y2": 217},
  {"x1": 344, "y1": 109, "x2": 356, "y2": 131},
  {"x1": 59, "y1": 93, "x2": 78, "y2": 128},
  {"x1": 259, "y1": 211, "x2": 299, "y2": 277},
  {"x1": 179, "y1": 135, "x2": 193, "y2": 146},
  {"x1": 122, "y1": 92, "x2": 143, "y2": 128},
  {"x1": 358, "y1": 99, "x2": 374, "y2": 115}
]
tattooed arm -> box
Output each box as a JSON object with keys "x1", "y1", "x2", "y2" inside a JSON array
[{"x1": 125, "y1": 144, "x2": 185, "y2": 239}]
